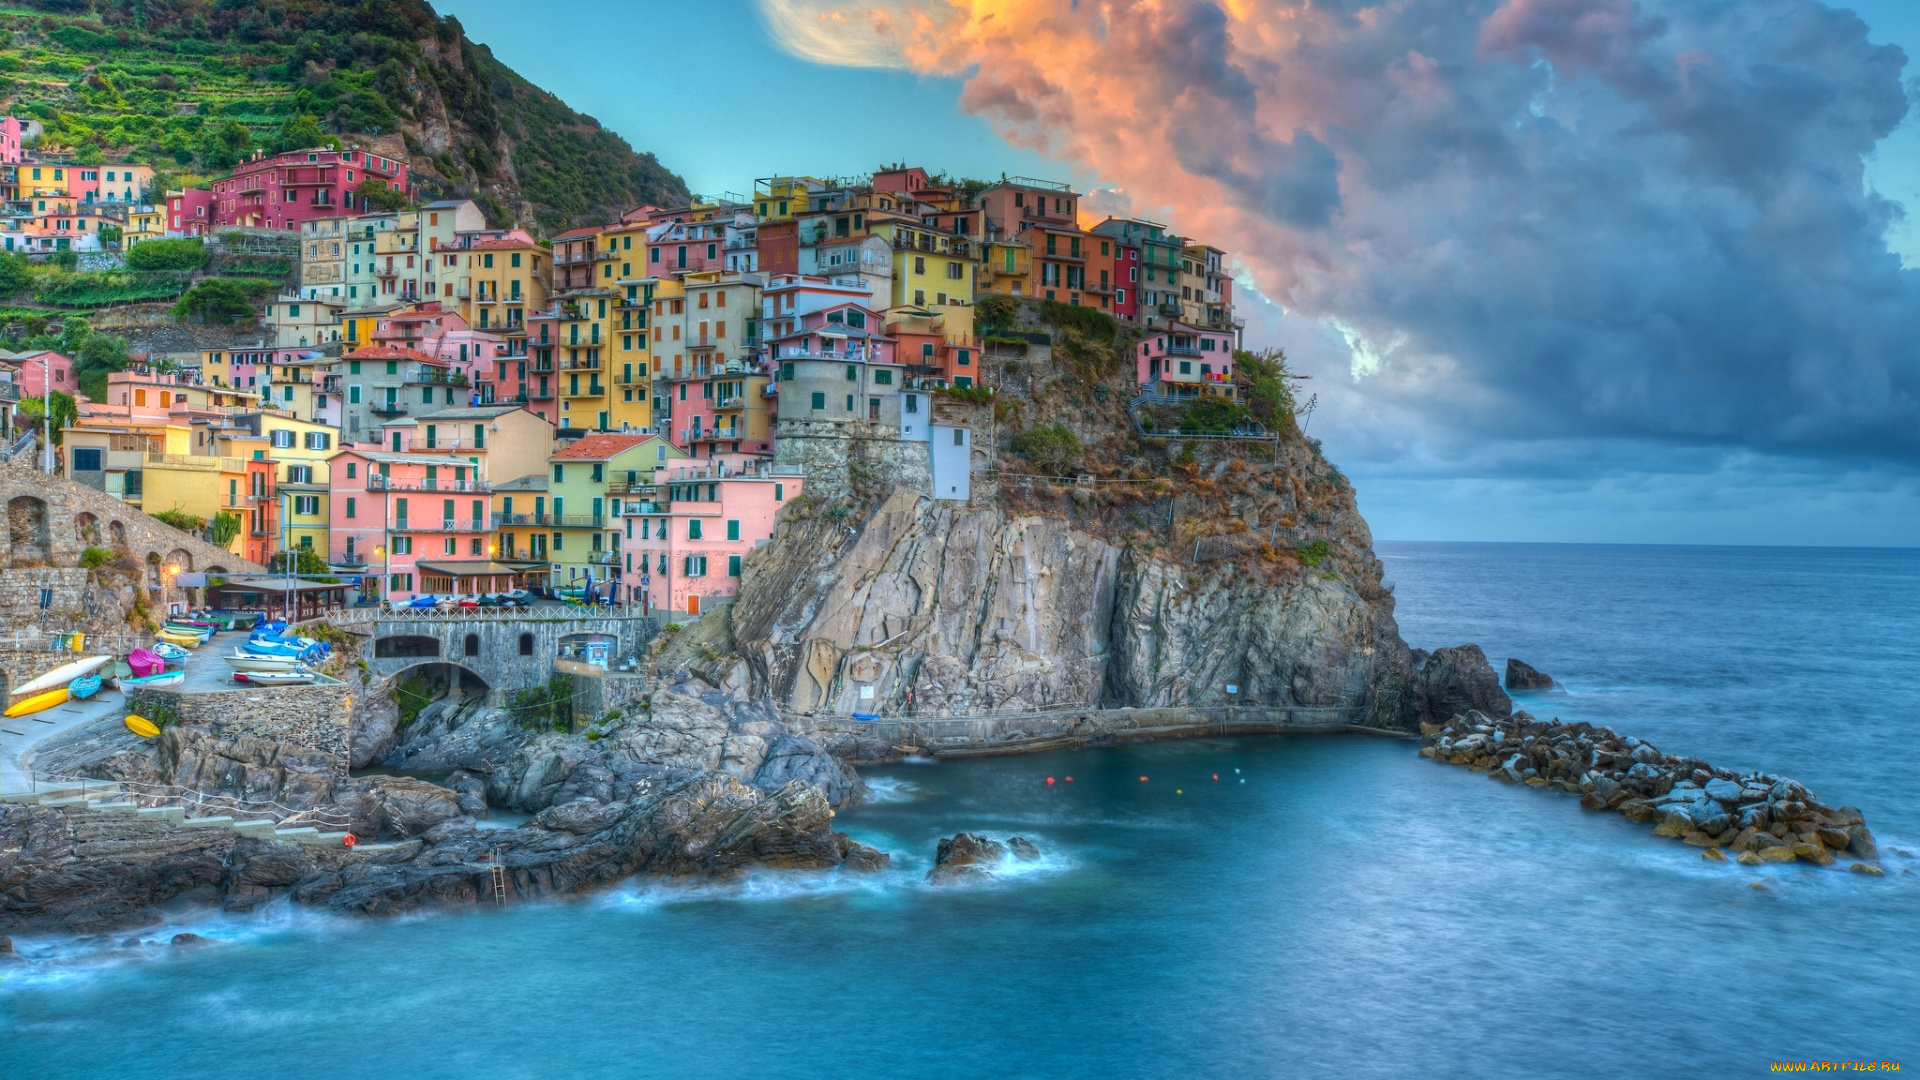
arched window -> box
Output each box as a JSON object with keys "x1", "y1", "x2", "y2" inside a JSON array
[
  {"x1": 463, "y1": 633, "x2": 480, "y2": 657},
  {"x1": 518, "y1": 633, "x2": 534, "y2": 656}
]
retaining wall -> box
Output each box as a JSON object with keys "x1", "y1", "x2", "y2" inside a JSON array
[{"x1": 126, "y1": 680, "x2": 350, "y2": 771}]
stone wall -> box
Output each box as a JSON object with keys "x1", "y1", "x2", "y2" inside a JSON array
[
  {"x1": 0, "y1": 459, "x2": 263, "y2": 575},
  {"x1": 125, "y1": 681, "x2": 350, "y2": 771},
  {"x1": 773, "y1": 418, "x2": 934, "y2": 503}
]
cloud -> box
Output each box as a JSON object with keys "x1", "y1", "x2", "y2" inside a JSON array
[
  {"x1": 762, "y1": 0, "x2": 1920, "y2": 478},
  {"x1": 755, "y1": 0, "x2": 918, "y2": 69}
]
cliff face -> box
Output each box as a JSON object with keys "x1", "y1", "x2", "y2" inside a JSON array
[{"x1": 732, "y1": 305, "x2": 1480, "y2": 731}]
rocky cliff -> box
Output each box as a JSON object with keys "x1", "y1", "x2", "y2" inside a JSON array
[{"x1": 731, "y1": 303, "x2": 1503, "y2": 732}]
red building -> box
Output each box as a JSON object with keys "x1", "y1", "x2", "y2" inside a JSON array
[
  {"x1": 209, "y1": 148, "x2": 411, "y2": 232},
  {"x1": 1111, "y1": 241, "x2": 1140, "y2": 322},
  {"x1": 167, "y1": 189, "x2": 213, "y2": 237}
]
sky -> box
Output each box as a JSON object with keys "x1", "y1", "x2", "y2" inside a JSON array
[{"x1": 441, "y1": 0, "x2": 1920, "y2": 546}]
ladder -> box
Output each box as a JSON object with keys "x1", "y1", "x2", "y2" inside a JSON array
[{"x1": 489, "y1": 858, "x2": 507, "y2": 905}]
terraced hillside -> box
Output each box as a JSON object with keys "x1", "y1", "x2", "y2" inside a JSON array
[{"x1": 0, "y1": 0, "x2": 688, "y2": 231}]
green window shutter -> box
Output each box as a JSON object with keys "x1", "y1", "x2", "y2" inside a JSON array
[
  {"x1": 689, "y1": 519, "x2": 702, "y2": 540},
  {"x1": 345, "y1": 497, "x2": 355, "y2": 518},
  {"x1": 728, "y1": 554, "x2": 741, "y2": 577},
  {"x1": 726, "y1": 519, "x2": 739, "y2": 541},
  {"x1": 774, "y1": 483, "x2": 783, "y2": 501}
]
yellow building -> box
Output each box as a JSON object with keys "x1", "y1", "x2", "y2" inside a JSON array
[
  {"x1": 868, "y1": 218, "x2": 976, "y2": 312},
  {"x1": 491, "y1": 474, "x2": 550, "y2": 574},
  {"x1": 978, "y1": 240, "x2": 1034, "y2": 298},
  {"x1": 123, "y1": 205, "x2": 166, "y2": 248},
  {"x1": 551, "y1": 287, "x2": 621, "y2": 432},
  {"x1": 463, "y1": 236, "x2": 548, "y2": 339},
  {"x1": 754, "y1": 176, "x2": 828, "y2": 222},
  {"x1": 267, "y1": 358, "x2": 329, "y2": 422},
  {"x1": 63, "y1": 419, "x2": 251, "y2": 553}
]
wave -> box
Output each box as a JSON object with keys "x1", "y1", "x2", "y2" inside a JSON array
[{"x1": 858, "y1": 776, "x2": 921, "y2": 804}]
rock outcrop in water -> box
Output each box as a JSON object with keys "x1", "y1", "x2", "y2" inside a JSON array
[
  {"x1": 1420, "y1": 712, "x2": 1881, "y2": 867},
  {"x1": 1505, "y1": 658, "x2": 1556, "y2": 691},
  {"x1": 926, "y1": 832, "x2": 1041, "y2": 885}
]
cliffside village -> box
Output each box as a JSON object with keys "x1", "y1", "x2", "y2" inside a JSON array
[{"x1": 2, "y1": 141, "x2": 1248, "y2": 617}]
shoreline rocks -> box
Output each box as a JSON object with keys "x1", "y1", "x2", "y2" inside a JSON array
[{"x1": 1419, "y1": 711, "x2": 1880, "y2": 869}]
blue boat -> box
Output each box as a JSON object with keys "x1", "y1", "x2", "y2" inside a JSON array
[{"x1": 69, "y1": 673, "x2": 102, "y2": 700}]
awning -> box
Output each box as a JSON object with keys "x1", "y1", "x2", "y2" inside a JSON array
[{"x1": 416, "y1": 561, "x2": 526, "y2": 576}]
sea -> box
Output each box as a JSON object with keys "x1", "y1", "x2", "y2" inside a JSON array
[{"x1": 2, "y1": 542, "x2": 1915, "y2": 1078}]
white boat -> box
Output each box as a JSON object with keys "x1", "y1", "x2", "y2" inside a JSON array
[
  {"x1": 234, "y1": 670, "x2": 315, "y2": 685},
  {"x1": 224, "y1": 651, "x2": 305, "y2": 673},
  {"x1": 10, "y1": 655, "x2": 111, "y2": 699}
]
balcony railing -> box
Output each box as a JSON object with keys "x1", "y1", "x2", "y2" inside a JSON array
[
  {"x1": 367, "y1": 476, "x2": 491, "y2": 492},
  {"x1": 589, "y1": 551, "x2": 621, "y2": 566},
  {"x1": 409, "y1": 369, "x2": 468, "y2": 387},
  {"x1": 392, "y1": 517, "x2": 491, "y2": 534},
  {"x1": 1165, "y1": 344, "x2": 1203, "y2": 358},
  {"x1": 330, "y1": 552, "x2": 368, "y2": 567},
  {"x1": 491, "y1": 513, "x2": 604, "y2": 528},
  {"x1": 562, "y1": 356, "x2": 601, "y2": 371},
  {"x1": 369, "y1": 400, "x2": 408, "y2": 416}
]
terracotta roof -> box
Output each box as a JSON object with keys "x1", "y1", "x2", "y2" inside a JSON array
[
  {"x1": 470, "y1": 237, "x2": 539, "y2": 250},
  {"x1": 549, "y1": 433, "x2": 656, "y2": 461},
  {"x1": 553, "y1": 226, "x2": 604, "y2": 240}
]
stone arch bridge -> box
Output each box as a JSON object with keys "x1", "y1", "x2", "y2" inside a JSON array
[{"x1": 361, "y1": 611, "x2": 660, "y2": 698}]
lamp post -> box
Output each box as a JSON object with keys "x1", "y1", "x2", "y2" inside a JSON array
[{"x1": 40, "y1": 352, "x2": 52, "y2": 474}]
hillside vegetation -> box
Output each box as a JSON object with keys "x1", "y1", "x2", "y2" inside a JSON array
[{"x1": 0, "y1": 0, "x2": 689, "y2": 231}]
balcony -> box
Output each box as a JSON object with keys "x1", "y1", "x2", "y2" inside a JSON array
[
  {"x1": 489, "y1": 513, "x2": 603, "y2": 528},
  {"x1": 0, "y1": 382, "x2": 19, "y2": 403},
  {"x1": 565, "y1": 384, "x2": 605, "y2": 399},
  {"x1": 409, "y1": 369, "x2": 468, "y2": 387},
  {"x1": 562, "y1": 356, "x2": 602, "y2": 371},
  {"x1": 604, "y1": 482, "x2": 656, "y2": 496},
  {"x1": 329, "y1": 552, "x2": 368, "y2": 567},
  {"x1": 1158, "y1": 303, "x2": 1183, "y2": 317},
  {"x1": 1166, "y1": 344, "x2": 1203, "y2": 358},
  {"x1": 589, "y1": 551, "x2": 621, "y2": 566},
  {"x1": 369, "y1": 400, "x2": 408, "y2": 416},
  {"x1": 392, "y1": 517, "x2": 492, "y2": 533},
  {"x1": 368, "y1": 476, "x2": 492, "y2": 493}
]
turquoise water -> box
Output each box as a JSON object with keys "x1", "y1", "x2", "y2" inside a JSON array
[{"x1": 3, "y1": 543, "x2": 1916, "y2": 1078}]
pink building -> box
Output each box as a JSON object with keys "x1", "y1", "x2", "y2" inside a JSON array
[
  {"x1": 1136, "y1": 322, "x2": 1237, "y2": 397},
  {"x1": 209, "y1": 148, "x2": 411, "y2": 232},
  {"x1": 0, "y1": 117, "x2": 27, "y2": 165},
  {"x1": 647, "y1": 215, "x2": 752, "y2": 276},
  {"x1": 327, "y1": 449, "x2": 494, "y2": 600},
  {"x1": 167, "y1": 189, "x2": 213, "y2": 237},
  {"x1": 0, "y1": 350, "x2": 80, "y2": 399},
  {"x1": 620, "y1": 453, "x2": 802, "y2": 617}
]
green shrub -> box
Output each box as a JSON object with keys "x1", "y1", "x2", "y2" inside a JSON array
[
  {"x1": 172, "y1": 278, "x2": 256, "y2": 324},
  {"x1": 1040, "y1": 299, "x2": 1118, "y2": 343},
  {"x1": 79, "y1": 546, "x2": 114, "y2": 569},
  {"x1": 151, "y1": 508, "x2": 204, "y2": 533},
  {"x1": 1176, "y1": 396, "x2": 1252, "y2": 435},
  {"x1": 124, "y1": 238, "x2": 207, "y2": 272},
  {"x1": 1296, "y1": 540, "x2": 1331, "y2": 568},
  {"x1": 1014, "y1": 422, "x2": 1082, "y2": 474}
]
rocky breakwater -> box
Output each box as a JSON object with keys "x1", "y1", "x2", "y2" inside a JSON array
[
  {"x1": 1420, "y1": 712, "x2": 1883, "y2": 872},
  {"x1": 925, "y1": 832, "x2": 1041, "y2": 885}
]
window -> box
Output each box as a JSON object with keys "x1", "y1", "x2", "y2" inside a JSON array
[
  {"x1": 519, "y1": 633, "x2": 535, "y2": 656},
  {"x1": 553, "y1": 464, "x2": 564, "y2": 483},
  {"x1": 304, "y1": 431, "x2": 331, "y2": 450},
  {"x1": 810, "y1": 392, "x2": 826, "y2": 411},
  {"x1": 294, "y1": 495, "x2": 320, "y2": 515},
  {"x1": 689, "y1": 519, "x2": 702, "y2": 540},
  {"x1": 683, "y1": 554, "x2": 708, "y2": 576},
  {"x1": 72, "y1": 448, "x2": 102, "y2": 471},
  {"x1": 591, "y1": 463, "x2": 604, "y2": 482},
  {"x1": 874, "y1": 368, "x2": 893, "y2": 385},
  {"x1": 350, "y1": 385, "x2": 362, "y2": 404},
  {"x1": 286, "y1": 465, "x2": 313, "y2": 483},
  {"x1": 914, "y1": 256, "x2": 926, "y2": 275},
  {"x1": 346, "y1": 463, "x2": 357, "y2": 479},
  {"x1": 954, "y1": 428, "x2": 966, "y2": 446},
  {"x1": 726, "y1": 519, "x2": 740, "y2": 541},
  {"x1": 270, "y1": 429, "x2": 294, "y2": 448},
  {"x1": 728, "y1": 554, "x2": 742, "y2": 577}
]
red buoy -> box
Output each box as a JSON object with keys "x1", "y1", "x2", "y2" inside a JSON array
[
  {"x1": 1213, "y1": 774, "x2": 1219, "y2": 781},
  {"x1": 1046, "y1": 777, "x2": 1055, "y2": 785},
  {"x1": 1139, "y1": 776, "x2": 1149, "y2": 782},
  {"x1": 342, "y1": 833, "x2": 357, "y2": 848},
  {"x1": 1065, "y1": 776, "x2": 1073, "y2": 783}
]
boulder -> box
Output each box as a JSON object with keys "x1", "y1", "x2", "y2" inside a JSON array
[
  {"x1": 1703, "y1": 778, "x2": 1744, "y2": 805},
  {"x1": 329, "y1": 776, "x2": 463, "y2": 841},
  {"x1": 1848, "y1": 826, "x2": 1879, "y2": 860},
  {"x1": 927, "y1": 832, "x2": 1008, "y2": 885},
  {"x1": 1007, "y1": 836, "x2": 1042, "y2": 861},
  {"x1": 1419, "y1": 645, "x2": 1513, "y2": 721},
  {"x1": 1504, "y1": 658, "x2": 1555, "y2": 691},
  {"x1": 446, "y1": 770, "x2": 489, "y2": 819}
]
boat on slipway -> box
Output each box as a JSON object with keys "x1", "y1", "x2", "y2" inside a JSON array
[{"x1": 8, "y1": 655, "x2": 112, "y2": 700}]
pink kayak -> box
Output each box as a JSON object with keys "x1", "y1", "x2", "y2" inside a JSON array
[{"x1": 127, "y1": 648, "x2": 166, "y2": 678}]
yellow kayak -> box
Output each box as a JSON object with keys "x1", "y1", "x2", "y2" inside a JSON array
[
  {"x1": 155, "y1": 629, "x2": 203, "y2": 648},
  {"x1": 125, "y1": 715, "x2": 161, "y2": 738},
  {"x1": 5, "y1": 688, "x2": 69, "y2": 717}
]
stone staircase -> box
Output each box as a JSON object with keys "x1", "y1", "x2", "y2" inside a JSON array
[{"x1": 0, "y1": 781, "x2": 401, "y2": 851}]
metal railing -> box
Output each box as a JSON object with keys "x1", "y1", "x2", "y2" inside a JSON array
[
  {"x1": 392, "y1": 517, "x2": 491, "y2": 533},
  {"x1": 367, "y1": 476, "x2": 490, "y2": 493}
]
